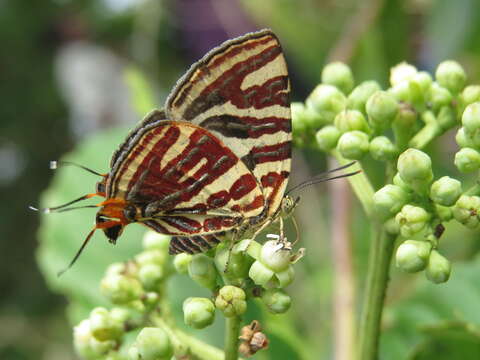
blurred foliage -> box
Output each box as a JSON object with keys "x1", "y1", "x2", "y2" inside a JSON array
[{"x1": 4, "y1": 0, "x2": 480, "y2": 359}]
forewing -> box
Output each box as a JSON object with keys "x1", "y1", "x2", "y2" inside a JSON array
[
  {"x1": 165, "y1": 29, "x2": 291, "y2": 216},
  {"x1": 107, "y1": 121, "x2": 265, "y2": 236}
]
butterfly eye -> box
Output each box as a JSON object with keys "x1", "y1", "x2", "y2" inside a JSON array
[{"x1": 123, "y1": 204, "x2": 137, "y2": 222}]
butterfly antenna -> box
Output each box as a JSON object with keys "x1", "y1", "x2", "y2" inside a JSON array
[
  {"x1": 50, "y1": 160, "x2": 104, "y2": 177},
  {"x1": 286, "y1": 169, "x2": 361, "y2": 195},
  {"x1": 57, "y1": 227, "x2": 97, "y2": 276},
  {"x1": 28, "y1": 193, "x2": 99, "y2": 214}
]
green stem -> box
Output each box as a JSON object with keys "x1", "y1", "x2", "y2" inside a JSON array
[
  {"x1": 331, "y1": 150, "x2": 376, "y2": 218},
  {"x1": 153, "y1": 315, "x2": 226, "y2": 360},
  {"x1": 357, "y1": 227, "x2": 397, "y2": 360},
  {"x1": 225, "y1": 316, "x2": 242, "y2": 360},
  {"x1": 409, "y1": 111, "x2": 442, "y2": 149}
]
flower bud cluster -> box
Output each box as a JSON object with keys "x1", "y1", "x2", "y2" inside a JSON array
[
  {"x1": 371, "y1": 148, "x2": 462, "y2": 283},
  {"x1": 74, "y1": 232, "x2": 173, "y2": 359},
  {"x1": 172, "y1": 236, "x2": 304, "y2": 332},
  {"x1": 455, "y1": 102, "x2": 480, "y2": 172},
  {"x1": 293, "y1": 60, "x2": 468, "y2": 165}
]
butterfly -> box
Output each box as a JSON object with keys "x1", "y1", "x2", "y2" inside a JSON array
[{"x1": 37, "y1": 29, "x2": 297, "y2": 273}]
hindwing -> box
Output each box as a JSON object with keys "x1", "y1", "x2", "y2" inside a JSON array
[{"x1": 165, "y1": 29, "x2": 292, "y2": 216}]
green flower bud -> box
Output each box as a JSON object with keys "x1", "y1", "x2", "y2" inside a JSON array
[
  {"x1": 435, "y1": 60, "x2": 466, "y2": 94},
  {"x1": 395, "y1": 240, "x2": 432, "y2": 273},
  {"x1": 369, "y1": 136, "x2": 397, "y2": 161},
  {"x1": 215, "y1": 285, "x2": 247, "y2": 317},
  {"x1": 462, "y1": 102, "x2": 480, "y2": 134},
  {"x1": 389, "y1": 81, "x2": 411, "y2": 102},
  {"x1": 321, "y1": 61, "x2": 354, "y2": 94},
  {"x1": 315, "y1": 125, "x2": 341, "y2": 151},
  {"x1": 395, "y1": 205, "x2": 431, "y2": 237},
  {"x1": 135, "y1": 327, "x2": 173, "y2": 360},
  {"x1": 390, "y1": 62, "x2": 418, "y2": 86},
  {"x1": 455, "y1": 127, "x2": 474, "y2": 148},
  {"x1": 334, "y1": 109, "x2": 370, "y2": 133},
  {"x1": 259, "y1": 240, "x2": 292, "y2": 272},
  {"x1": 454, "y1": 147, "x2": 480, "y2": 173},
  {"x1": 393, "y1": 173, "x2": 413, "y2": 192},
  {"x1": 261, "y1": 289, "x2": 292, "y2": 314},
  {"x1": 135, "y1": 249, "x2": 167, "y2": 267},
  {"x1": 173, "y1": 253, "x2": 192, "y2": 274},
  {"x1": 384, "y1": 217, "x2": 400, "y2": 235},
  {"x1": 109, "y1": 307, "x2": 134, "y2": 325},
  {"x1": 306, "y1": 84, "x2": 346, "y2": 124},
  {"x1": 435, "y1": 204, "x2": 453, "y2": 222},
  {"x1": 291, "y1": 102, "x2": 310, "y2": 136},
  {"x1": 128, "y1": 346, "x2": 141, "y2": 360},
  {"x1": 142, "y1": 231, "x2": 170, "y2": 252},
  {"x1": 430, "y1": 176, "x2": 462, "y2": 206},
  {"x1": 214, "y1": 245, "x2": 252, "y2": 280},
  {"x1": 106, "y1": 262, "x2": 128, "y2": 276},
  {"x1": 460, "y1": 85, "x2": 480, "y2": 108},
  {"x1": 249, "y1": 260, "x2": 295, "y2": 289},
  {"x1": 397, "y1": 149, "x2": 433, "y2": 192},
  {"x1": 347, "y1": 81, "x2": 381, "y2": 113},
  {"x1": 89, "y1": 307, "x2": 123, "y2": 342},
  {"x1": 366, "y1": 91, "x2": 399, "y2": 130},
  {"x1": 73, "y1": 320, "x2": 97, "y2": 359},
  {"x1": 292, "y1": 101, "x2": 325, "y2": 131},
  {"x1": 426, "y1": 250, "x2": 451, "y2": 284},
  {"x1": 183, "y1": 297, "x2": 215, "y2": 329},
  {"x1": 337, "y1": 130, "x2": 369, "y2": 160},
  {"x1": 89, "y1": 337, "x2": 116, "y2": 358},
  {"x1": 394, "y1": 103, "x2": 417, "y2": 129},
  {"x1": 412, "y1": 71, "x2": 433, "y2": 93},
  {"x1": 453, "y1": 195, "x2": 480, "y2": 229},
  {"x1": 138, "y1": 264, "x2": 164, "y2": 291},
  {"x1": 188, "y1": 254, "x2": 217, "y2": 290},
  {"x1": 101, "y1": 274, "x2": 143, "y2": 305},
  {"x1": 249, "y1": 260, "x2": 275, "y2": 287},
  {"x1": 428, "y1": 82, "x2": 452, "y2": 111},
  {"x1": 373, "y1": 184, "x2": 410, "y2": 220}
]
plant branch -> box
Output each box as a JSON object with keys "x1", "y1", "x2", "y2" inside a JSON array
[
  {"x1": 225, "y1": 316, "x2": 242, "y2": 360},
  {"x1": 357, "y1": 227, "x2": 397, "y2": 360},
  {"x1": 328, "y1": 158, "x2": 356, "y2": 360}
]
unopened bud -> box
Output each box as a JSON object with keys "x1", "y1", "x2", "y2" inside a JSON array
[
  {"x1": 426, "y1": 250, "x2": 451, "y2": 284},
  {"x1": 396, "y1": 240, "x2": 432, "y2": 273},
  {"x1": 455, "y1": 147, "x2": 480, "y2": 173},
  {"x1": 337, "y1": 130, "x2": 370, "y2": 160},
  {"x1": 366, "y1": 91, "x2": 399, "y2": 130},
  {"x1": 316, "y1": 125, "x2": 341, "y2": 152},
  {"x1": 430, "y1": 176, "x2": 462, "y2": 206},
  {"x1": 435, "y1": 60, "x2": 466, "y2": 94},
  {"x1": 347, "y1": 81, "x2": 381, "y2": 113},
  {"x1": 306, "y1": 84, "x2": 347, "y2": 124},
  {"x1": 183, "y1": 297, "x2": 215, "y2": 329},
  {"x1": 215, "y1": 285, "x2": 247, "y2": 317},
  {"x1": 321, "y1": 61, "x2": 355, "y2": 94},
  {"x1": 395, "y1": 204, "x2": 431, "y2": 237},
  {"x1": 369, "y1": 136, "x2": 397, "y2": 161}
]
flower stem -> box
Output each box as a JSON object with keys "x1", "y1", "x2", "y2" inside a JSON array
[
  {"x1": 225, "y1": 316, "x2": 241, "y2": 360},
  {"x1": 331, "y1": 150, "x2": 376, "y2": 217},
  {"x1": 357, "y1": 227, "x2": 396, "y2": 360}
]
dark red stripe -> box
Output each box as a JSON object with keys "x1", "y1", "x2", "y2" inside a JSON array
[
  {"x1": 115, "y1": 126, "x2": 180, "y2": 196},
  {"x1": 183, "y1": 45, "x2": 286, "y2": 120},
  {"x1": 173, "y1": 35, "x2": 275, "y2": 109}
]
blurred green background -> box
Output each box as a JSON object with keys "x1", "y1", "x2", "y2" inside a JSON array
[{"x1": 3, "y1": 0, "x2": 480, "y2": 359}]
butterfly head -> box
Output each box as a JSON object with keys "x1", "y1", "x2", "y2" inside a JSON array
[
  {"x1": 280, "y1": 195, "x2": 300, "y2": 219},
  {"x1": 95, "y1": 199, "x2": 141, "y2": 244}
]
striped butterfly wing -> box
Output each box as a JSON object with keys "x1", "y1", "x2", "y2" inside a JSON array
[
  {"x1": 165, "y1": 29, "x2": 292, "y2": 218},
  {"x1": 107, "y1": 114, "x2": 265, "y2": 240}
]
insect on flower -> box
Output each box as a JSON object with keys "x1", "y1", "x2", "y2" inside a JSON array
[{"x1": 32, "y1": 29, "x2": 358, "y2": 274}]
